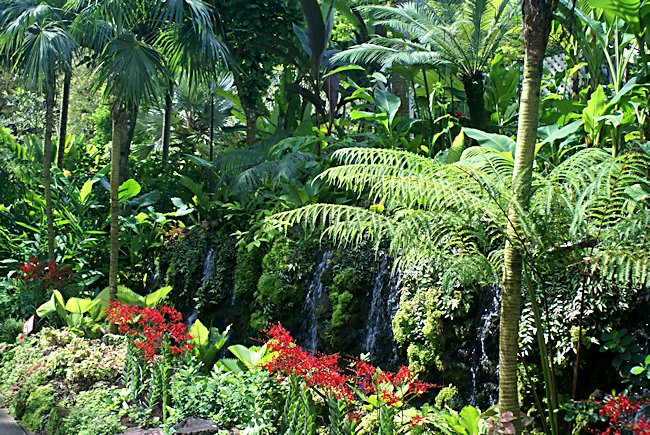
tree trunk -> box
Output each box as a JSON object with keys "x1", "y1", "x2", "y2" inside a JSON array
[
  {"x1": 56, "y1": 69, "x2": 71, "y2": 169},
  {"x1": 499, "y1": 0, "x2": 556, "y2": 431},
  {"x1": 43, "y1": 76, "x2": 56, "y2": 264},
  {"x1": 461, "y1": 71, "x2": 487, "y2": 130},
  {"x1": 245, "y1": 108, "x2": 257, "y2": 145},
  {"x1": 117, "y1": 106, "x2": 138, "y2": 185},
  {"x1": 161, "y1": 80, "x2": 174, "y2": 163}
]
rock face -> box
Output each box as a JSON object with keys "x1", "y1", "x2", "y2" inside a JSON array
[{"x1": 173, "y1": 417, "x2": 220, "y2": 435}]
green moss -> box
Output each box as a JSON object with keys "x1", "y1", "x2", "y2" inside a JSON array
[
  {"x1": 21, "y1": 385, "x2": 56, "y2": 430},
  {"x1": 234, "y1": 246, "x2": 266, "y2": 301},
  {"x1": 50, "y1": 387, "x2": 123, "y2": 435},
  {"x1": 251, "y1": 236, "x2": 317, "y2": 330}
]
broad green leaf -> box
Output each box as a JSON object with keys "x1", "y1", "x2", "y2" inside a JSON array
[
  {"x1": 79, "y1": 179, "x2": 93, "y2": 202},
  {"x1": 463, "y1": 128, "x2": 516, "y2": 155},
  {"x1": 143, "y1": 286, "x2": 172, "y2": 307},
  {"x1": 446, "y1": 131, "x2": 465, "y2": 163},
  {"x1": 189, "y1": 319, "x2": 209, "y2": 347},
  {"x1": 118, "y1": 179, "x2": 141, "y2": 203},
  {"x1": 116, "y1": 286, "x2": 145, "y2": 305},
  {"x1": 228, "y1": 344, "x2": 268, "y2": 370},
  {"x1": 65, "y1": 297, "x2": 99, "y2": 314},
  {"x1": 538, "y1": 119, "x2": 583, "y2": 145},
  {"x1": 374, "y1": 88, "x2": 401, "y2": 126},
  {"x1": 631, "y1": 366, "x2": 645, "y2": 375},
  {"x1": 459, "y1": 406, "x2": 481, "y2": 433},
  {"x1": 583, "y1": 85, "x2": 607, "y2": 139},
  {"x1": 37, "y1": 290, "x2": 65, "y2": 318},
  {"x1": 587, "y1": 0, "x2": 641, "y2": 33}
]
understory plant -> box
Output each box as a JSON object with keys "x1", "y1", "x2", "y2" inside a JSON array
[
  {"x1": 106, "y1": 301, "x2": 192, "y2": 423},
  {"x1": 262, "y1": 323, "x2": 435, "y2": 434}
]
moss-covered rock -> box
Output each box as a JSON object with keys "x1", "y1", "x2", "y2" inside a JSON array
[{"x1": 21, "y1": 385, "x2": 56, "y2": 430}]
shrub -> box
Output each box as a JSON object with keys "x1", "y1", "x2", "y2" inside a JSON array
[{"x1": 0, "y1": 318, "x2": 22, "y2": 343}]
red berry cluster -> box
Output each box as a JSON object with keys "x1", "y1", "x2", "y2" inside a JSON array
[
  {"x1": 262, "y1": 324, "x2": 435, "y2": 406},
  {"x1": 106, "y1": 301, "x2": 192, "y2": 362},
  {"x1": 597, "y1": 393, "x2": 650, "y2": 435},
  {"x1": 18, "y1": 258, "x2": 73, "y2": 288}
]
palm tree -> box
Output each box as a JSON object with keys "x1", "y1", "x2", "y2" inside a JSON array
[
  {"x1": 0, "y1": 0, "x2": 77, "y2": 263},
  {"x1": 67, "y1": 0, "x2": 224, "y2": 306},
  {"x1": 332, "y1": 0, "x2": 518, "y2": 130}
]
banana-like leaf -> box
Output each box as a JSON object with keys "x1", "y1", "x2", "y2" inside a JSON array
[
  {"x1": 65, "y1": 297, "x2": 100, "y2": 314},
  {"x1": 143, "y1": 286, "x2": 172, "y2": 307},
  {"x1": 36, "y1": 290, "x2": 65, "y2": 318}
]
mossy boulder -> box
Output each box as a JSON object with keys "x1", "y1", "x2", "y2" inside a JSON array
[{"x1": 21, "y1": 385, "x2": 56, "y2": 430}]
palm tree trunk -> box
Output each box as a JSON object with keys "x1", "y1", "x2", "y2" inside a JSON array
[
  {"x1": 245, "y1": 109, "x2": 257, "y2": 145},
  {"x1": 499, "y1": 0, "x2": 556, "y2": 431},
  {"x1": 161, "y1": 79, "x2": 174, "y2": 163},
  {"x1": 109, "y1": 103, "x2": 125, "y2": 312},
  {"x1": 56, "y1": 69, "x2": 71, "y2": 169},
  {"x1": 44, "y1": 77, "x2": 56, "y2": 264},
  {"x1": 461, "y1": 71, "x2": 487, "y2": 130},
  {"x1": 118, "y1": 106, "x2": 138, "y2": 185}
]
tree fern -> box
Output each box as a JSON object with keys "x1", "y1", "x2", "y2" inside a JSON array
[{"x1": 269, "y1": 145, "x2": 650, "y2": 293}]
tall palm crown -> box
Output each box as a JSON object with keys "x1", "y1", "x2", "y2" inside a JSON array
[
  {"x1": 1, "y1": 1, "x2": 76, "y2": 92},
  {"x1": 0, "y1": 0, "x2": 78, "y2": 263},
  {"x1": 333, "y1": 0, "x2": 519, "y2": 129},
  {"x1": 66, "y1": 0, "x2": 224, "y2": 107}
]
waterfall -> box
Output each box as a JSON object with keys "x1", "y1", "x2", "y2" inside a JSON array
[
  {"x1": 469, "y1": 285, "x2": 500, "y2": 407},
  {"x1": 299, "y1": 251, "x2": 332, "y2": 351},
  {"x1": 202, "y1": 247, "x2": 216, "y2": 280},
  {"x1": 364, "y1": 256, "x2": 401, "y2": 367}
]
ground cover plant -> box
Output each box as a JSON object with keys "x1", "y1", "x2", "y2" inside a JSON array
[{"x1": 0, "y1": 0, "x2": 649, "y2": 433}]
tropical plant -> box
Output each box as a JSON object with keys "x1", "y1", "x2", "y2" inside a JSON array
[
  {"x1": 0, "y1": 0, "x2": 78, "y2": 263},
  {"x1": 66, "y1": 0, "x2": 222, "y2": 311},
  {"x1": 267, "y1": 141, "x2": 650, "y2": 433},
  {"x1": 332, "y1": 0, "x2": 519, "y2": 130}
]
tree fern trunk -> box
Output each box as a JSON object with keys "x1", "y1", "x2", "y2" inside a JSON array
[
  {"x1": 44, "y1": 75, "x2": 56, "y2": 264},
  {"x1": 56, "y1": 69, "x2": 71, "y2": 169},
  {"x1": 499, "y1": 0, "x2": 556, "y2": 430},
  {"x1": 162, "y1": 80, "x2": 174, "y2": 163},
  {"x1": 461, "y1": 71, "x2": 487, "y2": 130}
]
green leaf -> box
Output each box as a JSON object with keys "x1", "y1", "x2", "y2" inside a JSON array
[
  {"x1": 322, "y1": 65, "x2": 364, "y2": 79},
  {"x1": 583, "y1": 86, "x2": 606, "y2": 138},
  {"x1": 630, "y1": 366, "x2": 645, "y2": 375},
  {"x1": 586, "y1": 0, "x2": 641, "y2": 34},
  {"x1": 374, "y1": 88, "x2": 401, "y2": 126},
  {"x1": 118, "y1": 179, "x2": 142, "y2": 203},
  {"x1": 65, "y1": 297, "x2": 99, "y2": 314},
  {"x1": 189, "y1": 318, "x2": 209, "y2": 347},
  {"x1": 79, "y1": 179, "x2": 93, "y2": 203},
  {"x1": 446, "y1": 131, "x2": 465, "y2": 163},
  {"x1": 463, "y1": 128, "x2": 516, "y2": 156},
  {"x1": 37, "y1": 290, "x2": 65, "y2": 318},
  {"x1": 458, "y1": 406, "x2": 481, "y2": 432},
  {"x1": 116, "y1": 286, "x2": 145, "y2": 305},
  {"x1": 143, "y1": 286, "x2": 172, "y2": 307}
]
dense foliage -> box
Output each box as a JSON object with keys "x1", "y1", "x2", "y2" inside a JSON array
[{"x1": 0, "y1": 0, "x2": 649, "y2": 433}]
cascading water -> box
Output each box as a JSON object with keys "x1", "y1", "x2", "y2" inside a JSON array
[
  {"x1": 363, "y1": 256, "x2": 401, "y2": 367},
  {"x1": 299, "y1": 251, "x2": 332, "y2": 351},
  {"x1": 469, "y1": 285, "x2": 501, "y2": 407},
  {"x1": 202, "y1": 248, "x2": 216, "y2": 280}
]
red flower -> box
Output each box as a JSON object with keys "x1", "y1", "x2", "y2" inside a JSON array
[
  {"x1": 262, "y1": 323, "x2": 437, "y2": 406},
  {"x1": 106, "y1": 301, "x2": 192, "y2": 362}
]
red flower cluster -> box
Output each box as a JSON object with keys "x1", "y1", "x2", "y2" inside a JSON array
[
  {"x1": 18, "y1": 258, "x2": 73, "y2": 288},
  {"x1": 597, "y1": 393, "x2": 650, "y2": 435},
  {"x1": 106, "y1": 301, "x2": 192, "y2": 362},
  {"x1": 262, "y1": 324, "x2": 436, "y2": 405}
]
